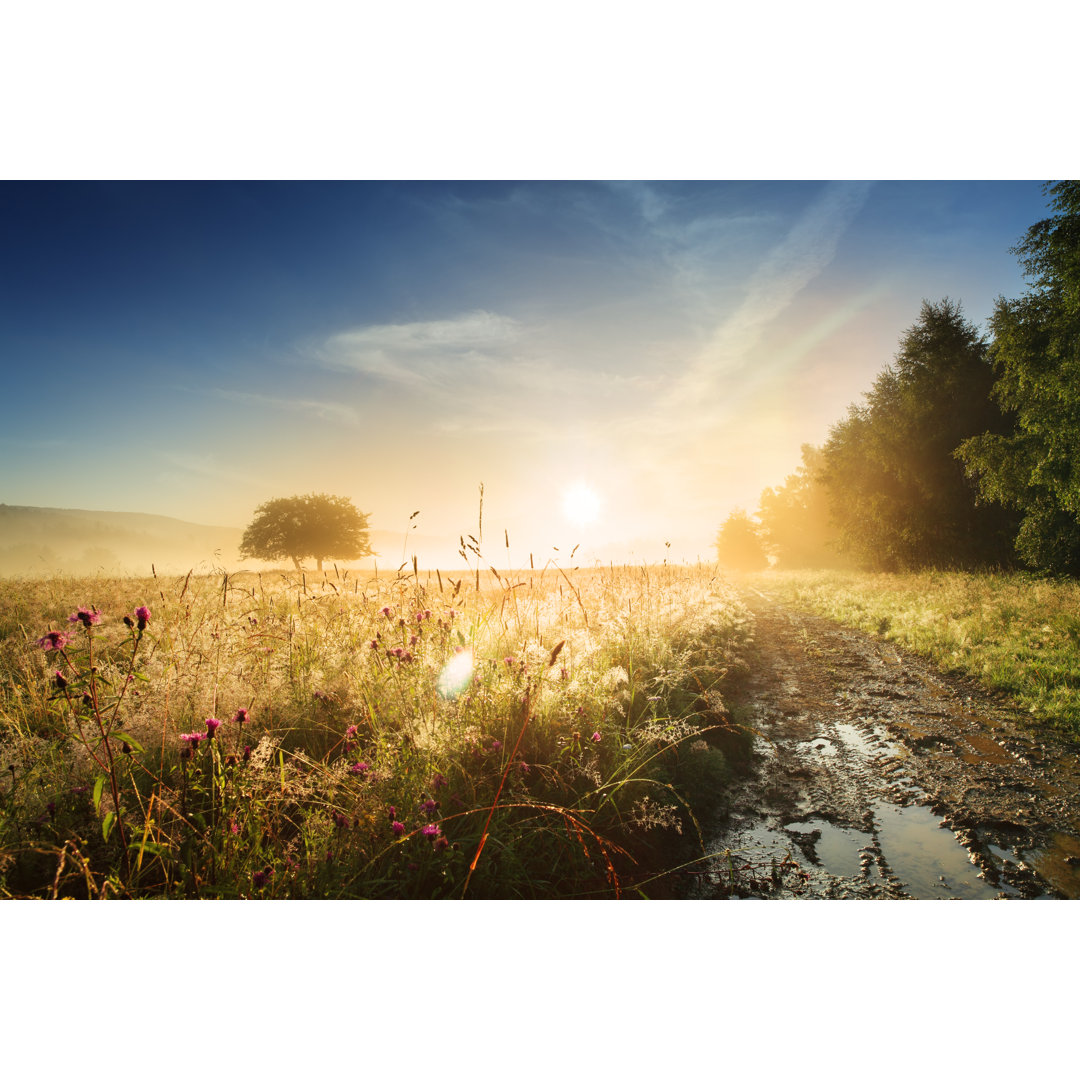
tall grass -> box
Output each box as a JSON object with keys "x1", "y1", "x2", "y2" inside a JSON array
[
  {"x1": 0, "y1": 560, "x2": 752, "y2": 898},
  {"x1": 760, "y1": 569, "x2": 1080, "y2": 736}
]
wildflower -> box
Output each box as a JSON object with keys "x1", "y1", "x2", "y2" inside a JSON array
[
  {"x1": 489, "y1": 740, "x2": 503, "y2": 752},
  {"x1": 421, "y1": 798, "x2": 438, "y2": 817},
  {"x1": 180, "y1": 731, "x2": 204, "y2": 745},
  {"x1": 392, "y1": 821, "x2": 406, "y2": 836},
  {"x1": 421, "y1": 823, "x2": 441, "y2": 840},
  {"x1": 433, "y1": 835, "x2": 450, "y2": 853},
  {"x1": 134, "y1": 605, "x2": 150, "y2": 630},
  {"x1": 591, "y1": 732, "x2": 602, "y2": 743},
  {"x1": 243, "y1": 744, "x2": 253, "y2": 762},
  {"x1": 205, "y1": 716, "x2": 222, "y2": 738},
  {"x1": 381, "y1": 606, "x2": 393, "y2": 618},
  {"x1": 68, "y1": 607, "x2": 101, "y2": 628},
  {"x1": 53, "y1": 670, "x2": 67, "y2": 690},
  {"x1": 227, "y1": 818, "x2": 240, "y2": 835},
  {"x1": 123, "y1": 615, "x2": 134, "y2": 628},
  {"x1": 36, "y1": 631, "x2": 73, "y2": 651},
  {"x1": 349, "y1": 762, "x2": 370, "y2": 775},
  {"x1": 503, "y1": 656, "x2": 515, "y2": 667},
  {"x1": 401, "y1": 650, "x2": 413, "y2": 663},
  {"x1": 345, "y1": 724, "x2": 358, "y2": 739},
  {"x1": 232, "y1": 707, "x2": 249, "y2": 725},
  {"x1": 332, "y1": 811, "x2": 349, "y2": 829},
  {"x1": 388, "y1": 805, "x2": 397, "y2": 821},
  {"x1": 252, "y1": 868, "x2": 273, "y2": 888},
  {"x1": 409, "y1": 634, "x2": 418, "y2": 646},
  {"x1": 369, "y1": 639, "x2": 379, "y2": 650},
  {"x1": 389, "y1": 646, "x2": 404, "y2": 659},
  {"x1": 432, "y1": 772, "x2": 447, "y2": 790}
]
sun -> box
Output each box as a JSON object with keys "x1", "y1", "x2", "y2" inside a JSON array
[{"x1": 562, "y1": 482, "x2": 601, "y2": 526}]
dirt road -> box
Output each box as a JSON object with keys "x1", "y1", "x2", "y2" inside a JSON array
[{"x1": 695, "y1": 587, "x2": 1080, "y2": 899}]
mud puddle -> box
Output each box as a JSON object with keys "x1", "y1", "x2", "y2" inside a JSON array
[{"x1": 694, "y1": 589, "x2": 1080, "y2": 900}]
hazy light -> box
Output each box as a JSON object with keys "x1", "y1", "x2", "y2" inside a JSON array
[
  {"x1": 562, "y1": 483, "x2": 600, "y2": 526},
  {"x1": 437, "y1": 647, "x2": 474, "y2": 698}
]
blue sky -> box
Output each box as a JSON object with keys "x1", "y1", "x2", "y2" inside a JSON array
[{"x1": 0, "y1": 180, "x2": 1054, "y2": 564}]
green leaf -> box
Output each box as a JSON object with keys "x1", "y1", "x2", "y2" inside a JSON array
[
  {"x1": 133, "y1": 840, "x2": 170, "y2": 859},
  {"x1": 112, "y1": 731, "x2": 144, "y2": 753},
  {"x1": 93, "y1": 775, "x2": 105, "y2": 813},
  {"x1": 102, "y1": 811, "x2": 115, "y2": 841}
]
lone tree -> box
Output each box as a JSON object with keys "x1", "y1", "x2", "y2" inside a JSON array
[{"x1": 239, "y1": 494, "x2": 374, "y2": 571}]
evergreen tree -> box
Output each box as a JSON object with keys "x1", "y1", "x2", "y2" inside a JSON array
[{"x1": 957, "y1": 182, "x2": 1080, "y2": 572}]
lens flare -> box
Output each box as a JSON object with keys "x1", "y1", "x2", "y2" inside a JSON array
[{"x1": 437, "y1": 648, "x2": 474, "y2": 698}]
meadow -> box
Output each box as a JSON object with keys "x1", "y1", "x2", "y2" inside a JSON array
[
  {"x1": 760, "y1": 569, "x2": 1080, "y2": 737},
  {"x1": 0, "y1": 561, "x2": 752, "y2": 899}
]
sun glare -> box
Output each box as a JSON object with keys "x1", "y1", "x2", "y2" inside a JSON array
[{"x1": 562, "y1": 482, "x2": 601, "y2": 526}]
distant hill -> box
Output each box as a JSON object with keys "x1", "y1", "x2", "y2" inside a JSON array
[{"x1": 0, "y1": 505, "x2": 459, "y2": 577}]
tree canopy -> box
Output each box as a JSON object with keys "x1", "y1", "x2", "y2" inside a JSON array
[
  {"x1": 239, "y1": 494, "x2": 374, "y2": 571},
  {"x1": 715, "y1": 509, "x2": 768, "y2": 570},
  {"x1": 757, "y1": 444, "x2": 850, "y2": 569},
  {"x1": 818, "y1": 298, "x2": 1018, "y2": 570},
  {"x1": 957, "y1": 182, "x2": 1080, "y2": 572}
]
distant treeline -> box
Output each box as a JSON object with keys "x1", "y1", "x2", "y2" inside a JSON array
[{"x1": 718, "y1": 181, "x2": 1080, "y2": 575}]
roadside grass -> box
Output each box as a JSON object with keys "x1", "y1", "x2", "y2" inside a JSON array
[
  {"x1": 757, "y1": 569, "x2": 1080, "y2": 737},
  {"x1": 0, "y1": 561, "x2": 752, "y2": 899}
]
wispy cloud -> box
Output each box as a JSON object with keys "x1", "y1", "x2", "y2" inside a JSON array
[
  {"x1": 156, "y1": 451, "x2": 257, "y2": 487},
  {"x1": 315, "y1": 311, "x2": 523, "y2": 387},
  {"x1": 664, "y1": 180, "x2": 874, "y2": 413},
  {"x1": 212, "y1": 388, "x2": 360, "y2": 428}
]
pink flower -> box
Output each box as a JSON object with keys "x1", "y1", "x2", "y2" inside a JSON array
[
  {"x1": 345, "y1": 724, "x2": 358, "y2": 738},
  {"x1": 369, "y1": 639, "x2": 379, "y2": 650},
  {"x1": 433, "y1": 835, "x2": 450, "y2": 853},
  {"x1": 591, "y1": 732, "x2": 601, "y2": 743},
  {"x1": 421, "y1": 823, "x2": 441, "y2": 840},
  {"x1": 432, "y1": 772, "x2": 447, "y2": 790},
  {"x1": 392, "y1": 821, "x2": 405, "y2": 836},
  {"x1": 388, "y1": 805, "x2": 397, "y2": 821},
  {"x1": 134, "y1": 606, "x2": 150, "y2": 630},
  {"x1": 53, "y1": 669, "x2": 68, "y2": 689},
  {"x1": 36, "y1": 631, "x2": 73, "y2": 651},
  {"x1": 232, "y1": 707, "x2": 249, "y2": 725},
  {"x1": 421, "y1": 799, "x2": 438, "y2": 817},
  {"x1": 180, "y1": 732, "x2": 205, "y2": 747},
  {"x1": 205, "y1": 716, "x2": 222, "y2": 738},
  {"x1": 68, "y1": 607, "x2": 101, "y2": 628},
  {"x1": 381, "y1": 606, "x2": 393, "y2": 618},
  {"x1": 252, "y1": 868, "x2": 273, "y2": 888},
  {"x1": 349, "y1": 762, "x2": 370, "y2": 775}
]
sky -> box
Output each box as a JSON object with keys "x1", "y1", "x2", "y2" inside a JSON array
[{"x1": 0, "y1": 179, "x2": 1056, "y2": 565}]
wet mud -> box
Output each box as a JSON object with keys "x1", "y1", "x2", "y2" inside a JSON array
[{"x1": 695, "y1": 588, "x2": 1080, "y2": 900}]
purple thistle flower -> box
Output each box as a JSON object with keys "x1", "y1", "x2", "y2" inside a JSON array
[
  {"x1": 392, "y1": 821, "x2": 406, "y2": 836},
  {"x1": 432, "y1": 772, "x2": 447, "y2": 790},
  {"x1": 381, "y1": 606, "x2": 393, "y2": 617},
  {"x1": 369, "y1": 638, "x2": 379, "y2": 650},
  {"x1": 232, "y1": 707, "x2": 249, "y2": 725},
  {"x1": 36, "y1": 631, "x2": 73, "y2": 651},
  {"x1": 503, "y1": 656, "x2": 515, "y2": 667},
  {"x1": 388, "y1": 805, "x2": 397, "y2": 821},
  {"x1": 68, "y1": 607, "x2": 101, "y2": 628},
  {"x1": 421, "y1": 798, "x2": 438, "y2": 817},
  {"x1": 180, "y1": 731, "x2": 205, "y2": 747},
  {"x1": 243, "y1": 744, "x2": 253, "y2": 762},
  {"x1": 53, "y1": 669, "x2": 68, "y2": 690},
  {"x1": 134, "y1": 605, "x2": 150, "y2": 631},
  {"x1": 345, "y1": 724, "x2": 358, "y2": 738},
  {"x1": 591, "y1": 732, "x2": 602, "y2": 743},
  {"x1": 489, "y1": 740, "x2": 503, "y2": 752},
  {"x1": 252, "y1": 868, "x2": 273, "y2": 888},
  {"x1": 332, "y1": 810, "x2": 349, "y2": 829},
  {"x1": 433, "y1": 835, "x2": 450, "y2": 853},
  {"x1": 205, "y1": 716, "x2": 222, "y2": 738},
  {"x1": 421, "y1": 823, "x2": 441, "y2": 840},
  {"x1": 349, "y1": 761, "x2": 370, "y2": 775}
]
